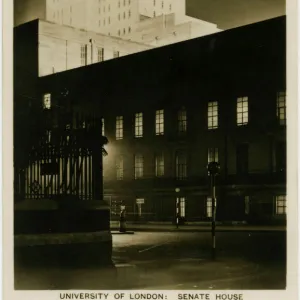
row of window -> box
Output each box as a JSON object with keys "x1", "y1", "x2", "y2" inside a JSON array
[
  {"x1": 117, "y1": 27, "x2": 132, "y2": 36},
  {"x1": 42, "y1": 93, "x2": 286, "y2": 134},
  {"x1": 117, "y1": 0, "x2": 131, "y2": 7},
  {"x1": 128, "y1": 195, "x2": 287, "y2": 218},
  {"x1": 111, "y1": 142, "x2": 284, "y2": 180},
  {"x1": 42, "y1": 93, "x2": 286, "y2": 132},
  {"x1": 114, "y1": 151, "x2": 210, "y2": 180},
  {"x1": 101, "y1": 94, "x2": 286, "y2": 140},
  {"x1": 207, "y1": 195, "x2": 286, "y2": 217},
  {"x1": 98, "y1": 4, "x2": 111, "y2": 13},
  {"x1": 153, "y1": 1, "x2": 172, "y2": 10},
  {"x1": 79, "y1": 45, "x2": 120, "y2": 66},
  {"x1": 118, "y1": 10, "x2": 131, "y2": 20},
  {"x1": 97, "y1": 0, "x2": 132, "y2": 8}
]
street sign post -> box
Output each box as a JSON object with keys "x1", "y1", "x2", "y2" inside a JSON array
[{"x1": 207, "y1": 162, "x2": 220, "y2": 260}]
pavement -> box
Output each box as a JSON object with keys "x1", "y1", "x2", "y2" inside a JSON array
[
  {"x1": 110, "y1": 222, "x2": 286, "y2": 234},
  {"x1": 15, "y1": 230, "x2": 286, "y2": 290},
  {"x1": 112, "y1": 231, "x2": 286, "y2": 290}
]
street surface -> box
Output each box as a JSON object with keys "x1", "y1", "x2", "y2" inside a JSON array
[
  {"x1": 112, "y1": 231, "x2": 286, "y2": 290},
  {"x1": 15, "y1": 231, "x2": 286, "y2": 290}
]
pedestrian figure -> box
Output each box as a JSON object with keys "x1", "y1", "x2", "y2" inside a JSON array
[{"x1": 119, "y1": 205, "x2": 126, "y2": 232}]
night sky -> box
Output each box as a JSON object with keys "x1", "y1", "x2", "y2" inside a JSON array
[{"x1": 186, "y1": 0, "x2": 285, "y2": 29}]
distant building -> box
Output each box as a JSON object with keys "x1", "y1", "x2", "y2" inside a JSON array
[
  {"x1": 14, "y1": 0, "x2": 221, "y2": 48},
  {"x1": 14, "y1": 19, "x2": 153, "y2": 77},
  {"x1": 16, "y1": 17, "x2": 287, "y2": 225}
]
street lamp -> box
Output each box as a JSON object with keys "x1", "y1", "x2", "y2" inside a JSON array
[
  {"x1": 175, "y1": 188, "x2": 180, "y2": 229},
  {"x1": 207, "y1": 161, "x2": 220, "y2": 260}
]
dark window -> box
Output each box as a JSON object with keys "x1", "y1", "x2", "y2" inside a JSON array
[
  {"x1": 176, "y1": 151, "x2": 187, "y2": 180},
  {"x1": 276, "y1": 142, "x2": 286, "y2": 172},
  {"x1": 236, "y1": 144, "x2": 248, "y2": 175}
]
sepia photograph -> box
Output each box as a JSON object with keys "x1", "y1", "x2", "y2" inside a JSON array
[{"x1": 4, "y1": 0, "x2": 298, "y2": 297}]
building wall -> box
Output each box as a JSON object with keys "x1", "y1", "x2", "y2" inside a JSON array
[
  {"x1": 37, "y1": 17, "x2": 287, "y2": 224},
  {"x1": 38, "y1": 20, "x2": 153, "y2": 76},
  {"x1": 126, "y1": 13, "x2": 220, "y2": 47},
  {"x1": 45, "y1": 0, "x2": 87, "y2": 29},
  {"x1": 138, "y1": 0, "x2": 185, "y2": 21},
  {"x1": 14, "y1": 0, "x2": 220, "y2": 46}
]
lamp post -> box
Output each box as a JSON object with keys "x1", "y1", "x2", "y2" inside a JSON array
[
  {"x1": 175, "y1": 188, "x2": 180, "y2": 229},
  {"x1": 207, "y1": 161, "x2": 220, "y2": 260}
]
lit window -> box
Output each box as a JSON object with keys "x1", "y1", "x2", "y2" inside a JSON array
[
  {"x1": 80, "y1": 44, "x2": 87, "y2": 66},
  {"x1": 208, "y1": 101, "x2": 218, "y2": 129},
  {"x1": 176, "y1": 151, "x2": 187, "y2": 180},
  {"x1": 135, "y1": 112, "x2": 143, "y2": 137},
  {"x1": 101, "y1": 118, "x2": 105, "y2": 136},
  {"x1": 178, "y1": 107, "x2": 187, "y2": 134},
  {"x1": 116, "y1": 116, "x2": 123, "y2": 140},
  {"x1": 245, "y1": 196, "x2": 250, "y2": 215},
  {"x1": 116, "y1": 155, "x2": 124, "y2": 180},
  {"x1": 207, "y1": 197, "x2": 212, "y2": 217},
  {"x1": 136, "y1": 198, "x2": 144, "y2": 216},
  {"x1": 46, "y1": 130, "x2": 52, "y2": 143},
  {"x1": 176, "y1": 197, "x2": 185, "y2": 217},
  {"x1": 155, "y1": 109, "x2": 164, "y2": 135},
  {"x1": 113, "y1": 50, "x2": 120, "y2": 58},
  {"x1": 134, "y1": 154, "x2": 144, "y2": 179},
  {"x1": 275, "y1": 195, "x2": 286, "y2": 214},
  {"x1": 277, "y1": 91, "x2": 286, "y2": 125},
  {"x1": 208, "y1": 148, "x2": 219, "y2": 163},
  {"x1": 237, "y1": 97, "x2": 248, "y2": 126},
  {"x1": 155, "y1": 153, "x2": 164, "y2": 177},
  {"x1": 97, "y1": 47, "x2": 104, "y2": 62},
  {"x1": 43, "y1": 93, "x2": 51, "y2": 109}
]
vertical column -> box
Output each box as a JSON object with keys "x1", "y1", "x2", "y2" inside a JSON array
[{"x1": 91, "y1": 118, "x2": 103, "y2": 201}]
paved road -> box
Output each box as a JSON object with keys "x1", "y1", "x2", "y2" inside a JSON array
[
  {"x1": 112, "y1": 231, "x2": 286, "y2": 290},
  {"x1": 15, "y1": 231, "x2": 286, "y2": 290}
]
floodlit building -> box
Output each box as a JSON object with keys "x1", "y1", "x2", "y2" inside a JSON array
[
  {"x1": 14, "y1": 0, "x2": 221, "y2": 47},
  {"x1": 16, "y1": 17, "x2": 287, "y2": 225},
  {"x1": 14, "y1": 19, "x2": 153, "y2": 78}
]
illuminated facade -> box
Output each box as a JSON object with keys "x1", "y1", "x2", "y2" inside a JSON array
[
  {"x1": 14, "y1": 0, "x2": 221, "y2": 47},
  {"x1": 17, "y1": 17, "x2": 287, "y2": 224}
]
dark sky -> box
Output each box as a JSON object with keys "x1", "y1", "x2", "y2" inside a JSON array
[{"x1": 186, "y1": 0, "x2": 285, "y2": 29}]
